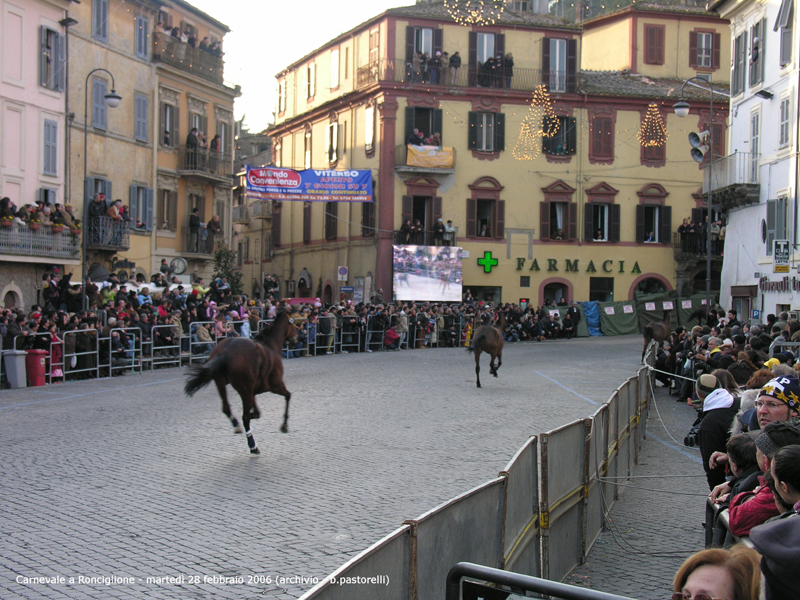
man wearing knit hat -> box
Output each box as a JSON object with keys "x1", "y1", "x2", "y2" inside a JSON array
[
  {"x1": 696, "y1": 373, "x2": 740, "y2": 489},
  {"x1": 755, "y1": 375, "x2": 800, "y2": 430}
]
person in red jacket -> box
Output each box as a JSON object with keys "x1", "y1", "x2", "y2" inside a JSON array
[
  {"x1": 384, "y1": 325, "x2": 400, "y2": 350},
  {"x1": 728, "y1": 422, "x2": 800, "y2": 536}
]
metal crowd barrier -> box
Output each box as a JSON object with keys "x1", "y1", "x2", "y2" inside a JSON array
[
  {"x1": 62, "y1": 329, "x2": 100, "y2": 380},
  {"x1": 150, "y1": 323, "x2": 182, "y2": 369},
  {"x1": 188, "y1": 321, "x2": 217, "y2": 364}
]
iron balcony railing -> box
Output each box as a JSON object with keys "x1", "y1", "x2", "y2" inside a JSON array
[
  {"x1": 0, "y1": 224, "x2": 80, "y2": 259},
  {"x1": 704, "y1": 151, "x2": 760, "y2": 194},
  {"x1": 182, "y1": 226, "x2": 216, "y2": 255},
  {"x1": 178, "y1": 145, "x2": 233, "y2": 179},
  {"x1": 153, "y1": 32, "x2": 223, "y2": 85},
  {"x1": 85, "y1": 217, "x2": 130, "y2": 250},
  {"x1": 356, "y1": 58, "x2": 579, "y2": 93},
  {"x1": 393, "y1": 230, "x2": 459, "y2": 247},
  {"x1": 673, "y1": 232, "x2": 724, "y2": 260}
]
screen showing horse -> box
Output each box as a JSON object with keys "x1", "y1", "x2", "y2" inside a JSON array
[{"x1": 393, "y1": 245, "x2": 463, "y2": 302}]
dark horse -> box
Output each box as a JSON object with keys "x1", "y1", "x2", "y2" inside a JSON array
[
  {"x1": 466, "y1": 313, "x2": 506, "y2": 388},
  {"x1": 184, "y1": 312, "x2": 298, "y2": 454},
  {"x1": 642, "y1": 309, "x2": 672, "y2": 362}
]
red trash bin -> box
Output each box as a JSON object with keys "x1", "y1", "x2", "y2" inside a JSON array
[{"x1": 25, "y1": 349, "x2": 48, "y2": 386}]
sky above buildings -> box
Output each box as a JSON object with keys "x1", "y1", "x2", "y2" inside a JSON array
[{"x1": 189, "y1": 0, "x2": 407, "y2": 133}]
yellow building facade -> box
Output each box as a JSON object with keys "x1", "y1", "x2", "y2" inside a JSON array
[{"x1": 267, "y1": 3, "x2": 729, "y2": 305}]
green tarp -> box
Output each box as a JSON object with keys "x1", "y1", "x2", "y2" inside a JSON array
[
  {"x1": 598, "y1": 300, "x2": 640, "y2": 336},
  {"x1": 553, "y1": 306, "x2": 589, "y2": 337}
]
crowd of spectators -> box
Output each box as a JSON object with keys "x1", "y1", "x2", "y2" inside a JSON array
[
  {"x1": 0, "y1": 196, "x2": 80, "y2": 229},
  {"x1": 676, "y1": 215, "x2": 725, "y2": 255},
  {"x1": 653, "y1": 308, "x2": 800, "y2": 599}
]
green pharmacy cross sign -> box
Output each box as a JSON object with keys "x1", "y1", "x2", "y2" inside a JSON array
[{"x1": 477, "y1": 251, "x2": 499, "y2": 273}]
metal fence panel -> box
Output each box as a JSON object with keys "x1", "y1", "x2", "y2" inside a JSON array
[
  {"x1": 616, "y1": 385, "x2": 632, "y2": 482},
  {"x1": 500, "y1": 436, "x2": 539, "y2": 576},
  {"x1": 413, "y1": 478, "x2": 505, "y2": 600},
  {"x1": 299, "y1": 525, "x2": 410, "y2": 600}
]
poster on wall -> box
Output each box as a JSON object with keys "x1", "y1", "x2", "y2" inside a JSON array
[{"x1": 245, "y1": 165, "x2": 373, "y2": 202}]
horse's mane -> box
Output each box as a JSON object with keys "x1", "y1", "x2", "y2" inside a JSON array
[{"x1": 254, "y1": 311, "x2": 291, "y2": 345}]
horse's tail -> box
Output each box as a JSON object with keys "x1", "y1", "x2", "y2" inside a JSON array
[
  {"x1": 466, "y1": 330, "x2": 487, "y2": 354},
  {"x1": 184, "y1": 354, "x2": 227, "y2": 397}
]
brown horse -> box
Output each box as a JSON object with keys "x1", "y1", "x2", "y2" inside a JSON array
[
  {"x1": 184, "y1": 312, "x2": 298, "y2": 454},
  {"x1": 642, "y1": 309, "x2": 672, "y2": 362},
  {"x1": 466, "y1": 312, "x2": 506, "y2": 388}
]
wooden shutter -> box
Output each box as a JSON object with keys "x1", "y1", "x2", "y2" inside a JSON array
[
  {"x1": 405, "y1": 107, "x2": 414, "y2": 143},
  {"x1": 567, "y1": 117, "x2": 577, "y2": 154},
  {"x1": 144, "y1": 188, "x2": 154, "y2": 231},
  {"x1": 540, "y1": 202, "x2": 550, "y2": 241},
  {"x1": 495, "y1": 34, "x2": 505, "y2": 59},
  {"x1": 272, "y1": 202, "x2": 281, "y2": 247},
  {"x1": 402, "y1": 195, "x2": 413, "y2": 225},
  {"x1": 129, "y1": 185, "x2": 138, "y2": 225},
  {"x1": 758, "y1": 20, "x2": 765, "y2": 82},
  {"x1": 689, "y1": 32, "x2": 698, "y2": 68},
  {"x1": 433, "y1": 28, "x2": 443, "y2": 57},
  {"x1": 468, "y1": 112, "x2": 478, "y2": 149},
  {"x1": 362, "y1": 202, "x2": 375, "y2": 237},
  {"x1": 92, "y1": 79, "x2": 106, "y2": 129},
  {"x1": 468, "y1": 32, "x2": 478, "y2": 86},
  {"x1": 494, "y1": 113, "x2": 505, "y2": 151},
  {"x1": 326, "y1": 202, "x2": 338, "y2": 240},
  {"x1": 635, "y1": 205, "x2": 645, "y2": 243},
  {"x1": 84, "y1": 177, "x2": 96, "y2": 212},
  {"x1": 566, "y1": 39, "x2": 577, "y2": 92},
  {"x1": 495, "y1": 200, "x2": 505, "y2": 239},
  {"x1": 406, "y1": 26, "x2": 415, "y2": 63},
  {"x1": 610, "y1": 204, "x2": 621, "y2": 242},
  {"x1": 303, "y1": 203, "x2": 311, "y2": 243},
  {"x1": 584, "y1": 203, "x2": 594, "y2": 241},
  {"x1": 104, "y1": 180, "x2": 112, "y2": 202},
  {"x1": 542, "y1": 38, "x2": 551, "y2": 88},
  {"x1": 173, "y1": 105, "x2": 180, "y2": 147},
  {"x1": 55, "y1": 33, "x2": 65, "y2": 91},
  {"x1": 432, "y1": 109, "x2": 443, "y2": 139},
  {"x1": 712, "y1": 33, "x2": 721, "y2": 69},
  {"x1": 567, "y1": 202, "x2": 577, "y2": 241},
  {"x1": 659, "y1": 205, "x2": 671, "y2": 244},
  {"x1": 466, "y1": 198, "x2": 476, "y2": 237},
  {"x1": 40, "y1": 27, "x2": 48, "y2": 87},
  {"x1": 433, "y1": 196, "x2": 442, "y2": 224}
]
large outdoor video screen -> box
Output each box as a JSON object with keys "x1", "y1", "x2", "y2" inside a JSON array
[{"x1": 393, "y1": 245, "x2": 463, "y2": 302}]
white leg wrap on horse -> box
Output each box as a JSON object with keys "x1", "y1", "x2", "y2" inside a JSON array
[{"x1": 246, "y1": 430, "x2": 257, "y2": 449}]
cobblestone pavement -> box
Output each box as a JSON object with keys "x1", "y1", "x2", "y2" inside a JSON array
[
  {"x1": 565, "y1": 384, "x2": 709, "y2": 599},
  {"x1": 2, "y1": 335, "x2": 645, "y2": 600}
]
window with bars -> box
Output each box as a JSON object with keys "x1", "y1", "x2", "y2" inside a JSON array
[
  {"x1": 134, "y1": 94, "x2": 148, "y2": 142},
  {"x1": 135, "y1": 16, "x2": 149, "y2": 59},
  {"x1": 43, "y1": 119, "x2": 57, "y2": 176}
]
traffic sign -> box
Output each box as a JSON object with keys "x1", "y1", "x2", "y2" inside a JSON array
[
  {"x1": 774, "y1": 239, "x2": 790, "y2": 273},
  {"x1": 337, "y1": 266, "x2": 348, "y2": 281},
  {"x1": 340, "y1": 286, "x2": 354, "y2": 292}
]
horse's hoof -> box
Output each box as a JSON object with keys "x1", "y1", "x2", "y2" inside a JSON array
[
  {"x1": 233, "y1": 426, "x2": 244, "y2": 434},
  {"x1": 280, "y1": 424, "x2": 288, "y2": 433},
  {"x1": 476, "y1": 383, "x2": 481, "y2": 388},
  {"x1": 250, "y1": 408, "x2": 261, "y2": 419},
  {"x1": 250, "y1": 447, "x2": 261, "y2": 455}
]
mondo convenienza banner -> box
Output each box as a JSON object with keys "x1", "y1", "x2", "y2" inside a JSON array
[{"x1": 245, "y1": 165, "x2": 373, "y2": 202}]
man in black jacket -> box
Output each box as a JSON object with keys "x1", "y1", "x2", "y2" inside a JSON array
[{"x1": 189, "y1": 208, "x2": 201, "y2": 252}]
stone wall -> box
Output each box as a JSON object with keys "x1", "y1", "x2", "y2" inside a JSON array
[{"x1": 0, "y1": 263, "x2": 47, "y2": 310}]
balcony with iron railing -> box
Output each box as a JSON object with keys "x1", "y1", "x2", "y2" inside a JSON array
[
  {"x1": 357, "y1": 58, "x2": 579, "y2": 94},
  {"x1": 673, "y1": 232, "x2": 725, "y2": 261},
  {"x1": 177, "y1": 145, "x2": 234, "y2": 182},
  {"x1": 182, "y1": 227, "x2": 217, "y2": 256},
  {"x1": 704, "y1": 151, "x2": 760, "y2": 212},
  {"x1": 85, "y1": 217, "x2": 130, "y2": 251},
  {"x1": 153, "y1": 32, "x2": 224, "y2": 85},
  {"x1": 395, "y1": 144, "x2": 456, "y2": 174},
  {"x1": 0, "y1": 224, "x2": 80, "y2": 259},
  {"x1": 393, "y1": 229, "x2": 459, "y2": 247}
]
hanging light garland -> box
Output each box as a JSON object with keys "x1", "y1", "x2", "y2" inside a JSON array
[
  {"x1": 638, "y1": 103, "x2": 668, "y2": 147},
  {"x1": 443, "y1": 0, "x2": 506, "y2": 26},
  {"x1": 513, "y1": 85, "x2": 559, "y2": 160}
]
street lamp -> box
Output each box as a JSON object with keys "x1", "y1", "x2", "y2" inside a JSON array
[
  {"x1": 83, "y1": 68, "x2": 122, "y2": 311},
  {"x1": 673, "y1": 78, "x2": 720, "y2": 315}
]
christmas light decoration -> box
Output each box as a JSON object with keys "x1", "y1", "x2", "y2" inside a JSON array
[
  {"x1": 443, "y1": 0, "x2": 505, "y2": 26},
  {"x1": 638, "y1": 103, "x2": 668, "y2": 147},
  {"x1": 513, "y1": 85, "x2": 559, "y2": 160}
]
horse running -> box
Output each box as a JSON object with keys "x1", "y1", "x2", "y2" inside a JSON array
[
  {"x1": 466, "y1": 313, "x2": 506, "y2": 388},
  {"x1": 642, "y1": 309, "x2": 672, "y2": 362},
  {"x1": 184, "y1": 312, "x2": 298, "y2": 454}
]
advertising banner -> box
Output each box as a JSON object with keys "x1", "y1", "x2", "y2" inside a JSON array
[
  {"x1": 406, "y1": 145, "x2": 454, "y2": 168},
  {"x1": 245, "y1": 165, "x2": 373, "y2": 202}
]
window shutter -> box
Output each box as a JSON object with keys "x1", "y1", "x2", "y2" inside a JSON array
[
  {"x1": 93, "y1": 80, "x2": 106, "y2": 129},
  {"x1": 104, "y1": 180, "x2": 112, "y2": 202},
  {"x1": 326, "y1": 202, "x2": 338, "y2": 240},
  {"x1": 159, "y1": 102, "x2": 166, "y2": 144},
  {"x1": 405, "y1": 107, "x2": 415, "y2": 143},
  {"x1": 610, "y1": 205, "x2": 621, "y2": 242},
  {"x1": 591, "y1": 119, "x2": 603, "y2": 156},
  {"x1": 173, "y1": 105, "x2": 180, "y2": 146},
  {"x1": 494, "y1": 113, "x2": 505, "y2": 151},
  {"x1": 712, "y1": 33, "x2": 721, "y2": 69},
  {"x1": 406, "y1": 26, "x2": 415, "y2": 63},
  {"x1": 129, "y1": 185, "x2": 138, "y2": 226},
  {"x1": 402, "y1": 195, "x2": 413, "y2": 225},
  {"x1": 170, "y1": 191, "x2": 178, "y2": 230},
  {"x1": 566, "y1": 39, "x2": 577, "y2": 92},
  {"x1": 146, "y1": 188, "x2": 154, "y2": 231},
  {"x1": 540, "y1": 202, "x2": 550, "y2": 241},
  {"x1": 432, "y1": 196, "x2": 442, "y2": 223},
  {"x1": 40, "y1": 27, "x2": 48, "y2": 87},
  {"x1": 495, "y1": 200, "x2": 505, "y2": 239},
  {"x1": 645, "y1": 27, "x2": 654, "y2": 63},
  {"x1": 777, "y1": 196, "x2": 787, "y2": 238},
  {"x1": 542, "y1": 38, "x2": 551, "y2": 87},
  {"x1": 362, "y1": 202, "x2": 375, "y2": 237},
  {"x1": 466, "y1": 198, "x2": 476, "y2": 237},
  {"x1": 303, "y1": 203, "x2": 311, "y2": 243},
  {"x1": 567, "y1": 117, "x2": 577, "y2": 154},
  {"x1": 135, "y1": 95, "x2": 148, "y2": 141},
  {"x1": 689, "y1": 31, "x2": 698, "y2": 68},
  {"x1": 635, "y1": 205, "x2": 645, "y2": 243},
  {"x1": 468, "y1": 32, "x2": 478, "y2": 86},
  {"x1": 56, "y1": 33, "x2": 65, "y2": 91},
  {"x1": 468, "y1": 112, "x2": 478, "y2": 149},
  {"x1": 433, "y1": 109, "x2": 443, "y2": 139},
  {"x1": 495, "y1": 34, "x2": 505, "y2": 58},
  {"x1": 759, "y1": 20, "x2": 766, "y2": 82},
  {"x1": 44, "y1": 120, "x2": 58, "y2": 176},
  {"x1": 201, "y1": 116, "x2": 208, "y2": 137},
  {"x1": 272, "y1": 202, "x2": 281, "y2": 247},
  {"x1": 659, "y1": 205, "x2": 671, "y2": 244},
  {"x1": 602, "y1": 118, "x2": 613, "y2": 157},
  {"x1": 433, "y1": 28, "x2": 443, "y2": 57},
  {"x1": 84, "y1": 177, "x2": 96, "y2": 207},
  {"x1": 749, "y1": 24, "x2": 757, "y2": 86},
  {"x1": 781, "y1": 23, "x2": 792, "y2": 66},
  {"x1": 584, "y1": 203, "x2": 594, "y2": 241},
  {"x1": 567, "y1": 202, "x2": 577, "y2": 241},
  {"x1": 656, "y1": 27, "x2": 665, "y2": 64}
]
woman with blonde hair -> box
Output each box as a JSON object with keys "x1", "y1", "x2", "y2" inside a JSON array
[{"x1": 673, "y1": 545, "x2": 761, "y2": 600}]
